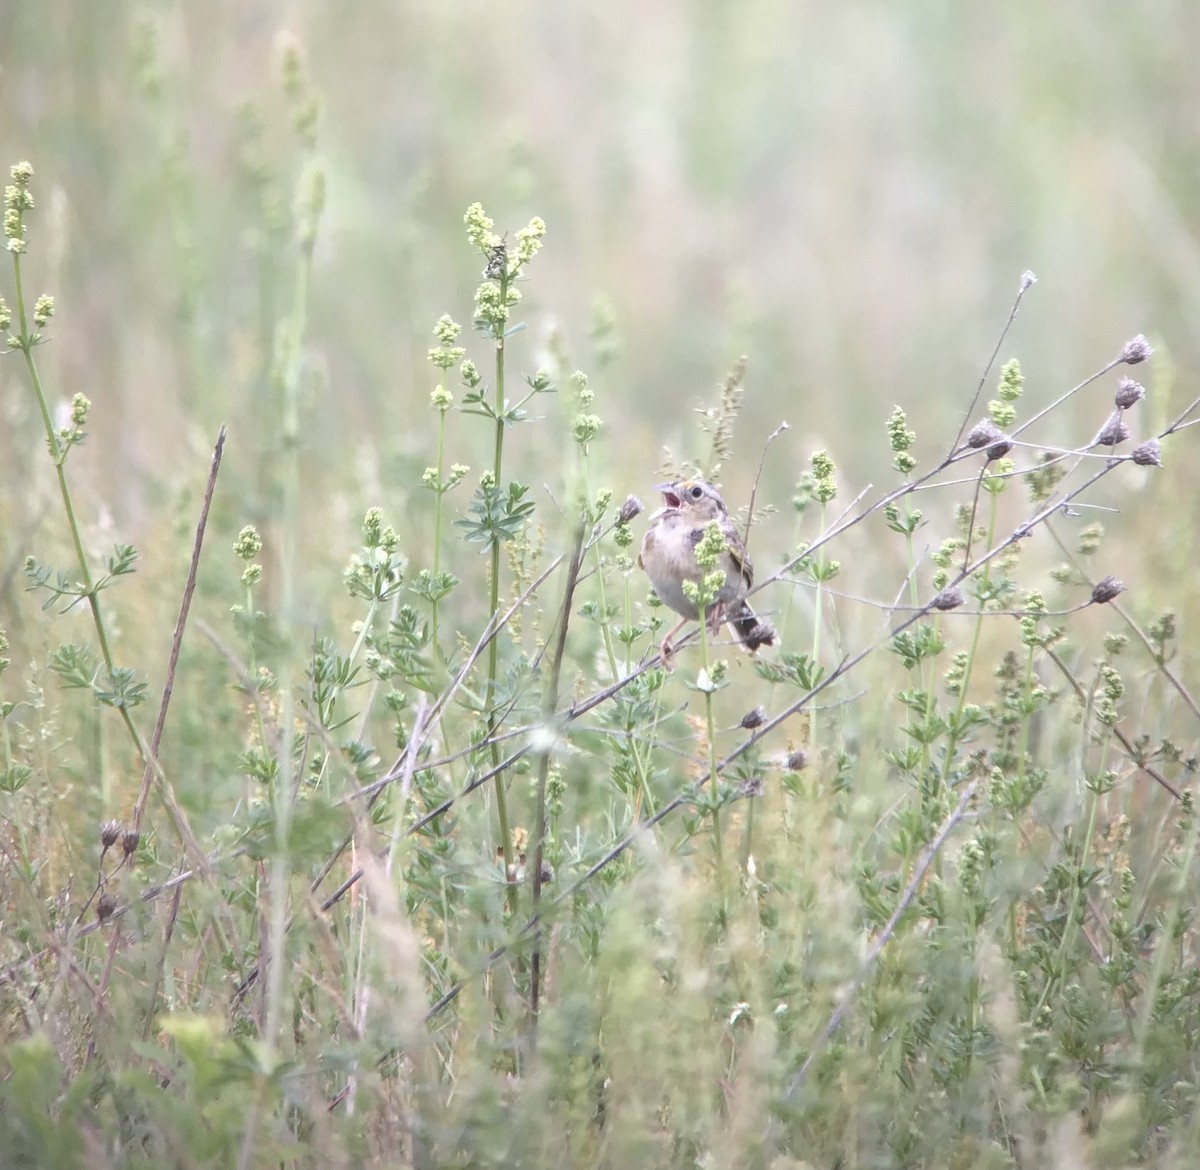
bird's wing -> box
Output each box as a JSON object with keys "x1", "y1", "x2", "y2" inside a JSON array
[{"x1": 724, "y1": 519, "x2": 753, "y2": 587}]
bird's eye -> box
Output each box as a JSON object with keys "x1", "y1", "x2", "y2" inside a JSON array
[{"x1": 689, "y1": 484, "x2": 703, "y2": 499}]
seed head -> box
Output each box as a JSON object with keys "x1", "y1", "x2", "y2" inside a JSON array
[
  {"x1": 100, "y1": 820, "x2": 122, "y2": 851},
  {"x1": 740, "y1": 705, "x2": 767, "y2": 730},
  {"x1": 1114, "y1": 377, "x2": 1145, "y2": 410},
  {"x1": 121, "y1": 829, "x2": 141, "y2": 859},
  {"x1": 1118, "y1": 334, "x2": 1152, "y2": 365},
  {"x1": 97, "y1": 894, "x2": 117, "y2": 923},
  {"x1": 1091, "y1": 576, "x2": 1124, "y2": 605},
  {"x1": 966, "y1": 419, "x2": 1003, "y2": 449},
  {"x1": 932, "y1": 586, "x2": 966, "y2": 611},
  {"x1": 1096, "y1": 416, "x2": 1130, "y2": 448},
  {"x1": 986, "y1": 439, "x2": 1013, "y2": 462},
  {"x1": 784, "y1": 749, "x2": 808, "y2": 772},
  {"x1": 617, "y1": 495, "x2": 643, "y2": 525},
  {"x1": 1131, "y1": 439, "x2": 1162, "y2": 468}
]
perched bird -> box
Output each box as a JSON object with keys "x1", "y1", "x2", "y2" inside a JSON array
[{"x1": 638, "y1": 478, "x2": 776, "y2": 668}]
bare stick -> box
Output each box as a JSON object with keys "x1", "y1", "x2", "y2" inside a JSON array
[
  {"x1": 785, "y1": 778, "x2": 981, "y2": 1097},
  {"x1": 133, "y1": 426, "x2": 227, "y2": 830},
  {"x1": 951, "y1": 271, "x2": 1037, "y2": 452}
]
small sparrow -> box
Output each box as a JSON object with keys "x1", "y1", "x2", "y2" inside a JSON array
[{"x1": 638, "y1": 478, "x2": 776, "y2": 668}]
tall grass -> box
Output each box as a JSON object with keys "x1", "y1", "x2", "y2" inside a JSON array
[{"x1": 2, "y1": 9, "x2": 1200, "y2": 1169}]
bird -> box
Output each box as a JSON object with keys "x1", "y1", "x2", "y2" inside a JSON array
[{"x1": 637, "y1": 478, "x2": 776, "y2": 669}]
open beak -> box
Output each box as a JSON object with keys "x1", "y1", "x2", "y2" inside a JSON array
[{"x1": 654, "y1": 483, "x2": 682, "y2": 510}]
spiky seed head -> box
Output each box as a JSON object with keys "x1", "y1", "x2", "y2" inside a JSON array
[
  {"x1": 784, "y1": 749, "x2": 808, "y2": 772},
  {"x1": 986, "y1": 439, "x2": 1013, "y2": 462},
  {"x1": 1097, "y1": 416, "x2": 1131, "y2": 447},
  {"x1": 1091, "y1": 576, "x2": 1124, "y2": 605},
  {"x1": 618, "y1": 495, "x2": 644, "y2": 524},
  {"x1": 121, "y1": 829, "x2": 141, "y2": 859},
  {"x1": 932, "y1": 586, "x2": 966, "y2": 611},
  {"x1": 967, "y1": 419, "x2": 1003, "y2": 449},
  {"x1": 740, "y1": 706, "x2": 767, "y2": 730},
  {"x1": 1131, "y1": 440, "x2": 1162, "y2": 467},
  {"x1": 100, "y1": 820, "x2": 122, "y2": 850},
  {"x1": 1118, "y1": 334, "x2": 1152, "y2": 365},
  {"x1": 1115, "y1": 377, "x2": 1145, "y2": 409},
  {"x1": 97, "y1": 894, "x2": 117, "y2": 922}
]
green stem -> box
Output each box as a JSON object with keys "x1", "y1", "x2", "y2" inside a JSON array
[
  {"x1": 809, "y1": 501, "x2": 828, "y2": 752},
  {"x1": 697, "y1": 610, "x2": 723, "y2": 875},
  {"x1": 431, "y1": 410, "x2": 448, "y2": 651},
  {"x1": 11, "y1": 252, "x2": 144, "y2": 759},
  {"x1": 487, "y1": 267, "x2": 514, "y2": 888}
]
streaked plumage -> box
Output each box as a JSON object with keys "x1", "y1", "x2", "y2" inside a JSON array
[{"x1": 638, "y1": 478, "x2": 776, "y2": 667}]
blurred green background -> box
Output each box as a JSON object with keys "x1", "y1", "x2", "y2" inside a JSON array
[
  {"x1": 1, "y1": 0, "x2": 1197, "y2": 631},
  {"x1": 3, "y1": 2, "x2": 1197, "y2": 463},
  {"x1": 3, "y1": 9, "x2": 1200, "y2": 1160}
]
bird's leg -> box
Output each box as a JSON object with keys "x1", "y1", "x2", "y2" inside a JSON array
[
  {"x1": 707, "y1": 601, "x2": 727, "y2": 639},
  {"x1": 658, "y1": 616, "x2": 690, "y2": 671}
]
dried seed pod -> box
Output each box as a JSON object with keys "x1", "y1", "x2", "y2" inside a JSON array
[
  {"x1": 1118, "y1": 334, "x2": 1153, "y2": 365},
  {"x1": 618, "y1": 495, "x2": 644, "y2": 524},
  {"x1": 1096, "y1": 416, "x2": 1130, "y2": 447},
  {"x1": 932, "y1": 587, "x2": 966, "y2": 611},
  {"x1": 1114, "y1": 377, "x2": 1145, "y2": 409},
  {"x1": 1091, "y1": 576, "x2": 1124, "y2": 605},
  {"x1": 966, "y1": 419, "x2": 1003, "y2": 449},
  {"x1": 1131, "y1": 439, "x2": 1162, "y2": 467},
  {"x1": 739, "y1": 706, "x2": 767, "y2": 730}
]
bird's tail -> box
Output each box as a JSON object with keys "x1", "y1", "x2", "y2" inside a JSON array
[{"x1": 728, "y1": 601, "x2": 777, "y2": 653}]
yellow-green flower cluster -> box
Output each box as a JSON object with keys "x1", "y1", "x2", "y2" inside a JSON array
[
  {"x1": 5, "y1": 162, "x2": 33, "y2": 254},
  {"x1": 464, "y1": 202, "x2": 500, "y2": 253},
  {"x1": 1096, "y1": 664, "x2": 1124, "y2": 726},
  {"x1": 886, "y1": 406, "x2": 917, "y2": 475},
  {"x1": 474, "y1": 279, "x2": 521, "y2": 333},
  {"x1": 988, "y1": 359, "x2": 1023, "y2": 428},
  {"x1": 297, "y1": 165, "x2": 325, "y2": 251},
  {"x1": 233, "y1": 525, "x2": 263, "y2": 587},
  {"x1": 362, "y1": 507, "x2": 399, "y2": 553},
  {"x1": 680, "y1": 521, "x2": 730, "y2": 610},
  {"x1": 460, "y1": 359, "x2": 481, "y2": 388},
  {"x1": 700, "y1": 520, "x2": 731, "y2": 577},
  {"x1": 430, "y1": 384, "x2": 453, "y2": 412},
  {"x1": 982, "y1": 454, "x2": 1014, "y2": 495},
  {"x1": 278, "y1": 34, "x2": 320, "y2": 148},
  {"x1": 571, "y1": 370, "x2": 602, "y2": 447},
  {"x1": 515, "y1": 217, "x2": 546, "y2": 265},
  {"x1": 929, "y1": 535, "x2": 965, "y2": 589},
  {"x1": 428, "y1": 314, "x2": 466, "y2": 370},
  {"x1": 810, "y1": 450, "x2": 838, "y2": 504},
  {"x1": 234, "y1": 525, "x2": 263, "y2": 561},
  {"x1": 421, "y1": 463, "x2": 469, "y2": 492}
]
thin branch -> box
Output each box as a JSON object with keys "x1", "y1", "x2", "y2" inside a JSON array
[
  {"x1": 133, "y1": 425, "x2": 226, "y2": 830},
  {"x1": 785, "y1": 778, "x2": 981, "y2": 1097}
]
